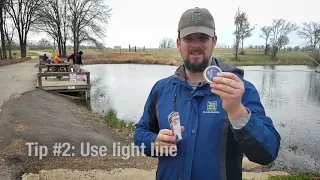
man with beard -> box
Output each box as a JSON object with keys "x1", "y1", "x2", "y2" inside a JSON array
[{"x1": 134, "y1": 7, "x2": 281, "y2": 180}]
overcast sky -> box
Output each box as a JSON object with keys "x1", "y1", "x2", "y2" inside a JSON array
[{"x1": 29, "y1": 0, "x2": 319, "y2": 48}]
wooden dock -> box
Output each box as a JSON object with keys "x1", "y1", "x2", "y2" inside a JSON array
[{"x1": 36, "y1": 63, "x2": 91, "y2": 101}]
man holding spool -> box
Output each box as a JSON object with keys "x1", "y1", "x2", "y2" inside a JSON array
[{"x1": 134, "y1": 7, "x2": 281, "y2": 180}]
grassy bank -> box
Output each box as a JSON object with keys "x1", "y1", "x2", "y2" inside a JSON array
[
  {"x1": 310, "y1": 51, "x2": 320, "y2": 64},
  {"x1": 79, "y1": 48, "x2": 311, "y2": 66},
  {"x1": 104, "y1": 108, "x2": 135, "y2": 132},
  {"x1": 269, "y1": 173, "x2": 320, "y2": 179},
  {"x1": 31, "y1": 48, "x2": 312, "y2": 66},
  {"x1": 0, "y1": 50, "x2": 40, "y2": 67},
  {"x1": 0, "y1": 57, "x2": 33, "y2": 67}
]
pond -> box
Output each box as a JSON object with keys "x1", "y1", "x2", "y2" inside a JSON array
[{"x1": 84, "y1": 63, "x2": 320, "y2": 173}]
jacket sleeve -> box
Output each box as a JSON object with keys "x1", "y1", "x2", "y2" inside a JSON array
[
  {"x1": 231, "y1": 80, "x2": 281, "y2": 165},
  {"x1": 134, "y1": 83, "x2": 160, "y2": 156}
]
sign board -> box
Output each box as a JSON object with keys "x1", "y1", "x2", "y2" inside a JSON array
[
  {"x1": 69, "y1": 72, "x2": 86, "y2": 82},
  {"x1": 69, "y1": 73, "x2": 77, "y2": 81},
  {"x1": 76, "y1": 72, "x2": 86, "y2": 81},
  {"x1": 68, "y1": 86, "x2": 75, "y2": 89},
  {"x1": 114, "y1": 46, "x2": 121, "y2": 54}
]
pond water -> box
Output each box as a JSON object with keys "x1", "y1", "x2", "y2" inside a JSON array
[{"x1": 84, "y1": 64, "x2": 320, "y2": 173}]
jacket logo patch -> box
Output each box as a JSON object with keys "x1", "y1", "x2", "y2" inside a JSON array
[{"x1": 203, "y1": 101, "x2": 220, "y2": 114}]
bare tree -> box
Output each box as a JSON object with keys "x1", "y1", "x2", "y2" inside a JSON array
[
  {"x1": 3, "y1": 11, "x2": 15, "y2": 59},
  {"x1": 297, "y1": 21, "x2": 320, "y2": 51},
  {"x1": 68, "y1": 0, "x2": 112, "y2": 51},
  {"x1": 0, "y1": 0, "x2": 7, "y2": 59},
  {"x1": 37, "y1": 38, "x2": 51, "y2": 49},
  {"x1": 5, "y1": 0, "x2": 44, "y2": 57},
  {"x1": 78, "y1": 30, "x2": 105, "y2": 49},
  {"x1": 278, "y1": 35, "x2": 289, "y2": 50},
  {"x1": 233, "y1": 8, "x2": 254, "y2": 58},
  {"x1": 239, "y1": 16, "x2": 255, "y2": 52},
  {"x1": 233, "y1": 8, "x2": 242, "y2": 60},
  {"x1": 159, "y1": 38, "x2": 175, "y2": 48},
  {"x1": 270, "y1": 19, "x2": 298, "y2": 60},
  {"x1": 260, "y1": 26, "x2": 272, "y2": 54},
  {"x1": 34, "y1": 0, "x2": 68, "y2": 57},
  {"x1": 240, "y1": 23, "x2": 255, "y2": 52}
]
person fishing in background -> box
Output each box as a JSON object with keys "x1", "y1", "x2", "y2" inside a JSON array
[
  {"x1": 67, "y1": 49, "x2": 79, "y2": 64},
  {"x1": 74, "y1": 51, "x2": 83, "y2": 72}
]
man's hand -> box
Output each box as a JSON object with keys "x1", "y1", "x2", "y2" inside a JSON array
[
  {"x1": 210, "y1": 72, "x2": 248, "y2": 120},
  {"x1": 153, "y1": 126, "x2": 184, "y2": 156}
]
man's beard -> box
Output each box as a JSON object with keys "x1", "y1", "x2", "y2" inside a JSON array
[
  {"x1": 183, "y1": 57, "x2": 209, "y2": 73},
  {"x1": 181, "y1": 47, "x2": 213, "y2": 73}
]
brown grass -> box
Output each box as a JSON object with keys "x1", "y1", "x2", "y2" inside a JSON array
[
  {"x1": 36, "y1": 48, "x2": 311, "y2": 66},
  {"x1": 78, "y1": 49, "x2": 180, "y2": 66},
  {"x1": 0, "y1": 57, "x2": 33, "y2": 67}
]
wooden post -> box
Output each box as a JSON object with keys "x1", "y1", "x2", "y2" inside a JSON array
[
  {"x1": 86, "y1": 72, "x2": 90, "y2": 85},
  {"x1": 38, "y1": 76, "x2": 42, "y2": 87},
  {"x1": 86, "y1": 88, "x2": 91, "y2": 100},
  {"x1": 135, "y1": 46, "x2": 136, "y2": 52},
  {"x1": 129, "y1": 45, "x2": 131, "y2": 51},
  {"x1": 86, "y1": 72, "x2": 91, "y2": 101}
]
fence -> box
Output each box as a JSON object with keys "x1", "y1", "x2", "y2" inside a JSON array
[
  {"x1": 128, "y1": 45, "x2": 146, "y2": 52},
  {"x1": 111, "y1": 45, "x2": 149, "y2": 53}
]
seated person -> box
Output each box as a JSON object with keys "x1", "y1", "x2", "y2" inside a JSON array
[
  {"x1": 42, "y1": 54, "x2": 48, "y2": 61},
  {"x1": 54, "y1": 54, "x2": 63, "y2": 64},
  {"x1": 42, "y1": 54, "x2": 53, "y2": 64}
]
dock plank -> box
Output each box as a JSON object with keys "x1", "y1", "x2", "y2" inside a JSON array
[
  {"x1": 36, "y1": 70, "x2": 91, "y2": 100},
  {"x1": 41, "y1": 77, "x2": 87, "y2": 87}
]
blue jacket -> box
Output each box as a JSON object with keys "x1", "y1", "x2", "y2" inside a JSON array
[{"x1": 134, "y1": 58, "x2": 281, "y2": 180}]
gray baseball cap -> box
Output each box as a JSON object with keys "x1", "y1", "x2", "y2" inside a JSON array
[{"x1": 178, "y1": 7, "x2": 215, "y2": 38}]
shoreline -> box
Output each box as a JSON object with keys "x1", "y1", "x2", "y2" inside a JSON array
[{"x1": 82, "y1": 59, "x2": 312, "y2": 67}]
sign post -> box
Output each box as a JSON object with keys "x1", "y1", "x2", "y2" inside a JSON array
[{"x1": 114, "y1": 46, "x2": 121, "y2": 54}]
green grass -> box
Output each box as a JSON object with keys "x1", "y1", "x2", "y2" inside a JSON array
[
  {"x1": 1, "y1": 50, "x2": 38, "y2": 59},
  {"x1": 11, "y1": 50, "x2": 39, "y2": 57},
  {"x1": 215, "y1": 49, "x2": 310, "y2": 66},
  {"x1": 288, "y1": 144, "x2": 298, "y2": 152},
  {"x1": 104, "y1": 108, "x2": 135, "y2": 131},
  {"x1": 269, "y1": 173, "x2": 320, "y2": 179}
]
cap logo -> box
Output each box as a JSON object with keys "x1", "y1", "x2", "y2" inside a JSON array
[{"x1": 192, "y1": 11, "x2": 201, "y2": 22}]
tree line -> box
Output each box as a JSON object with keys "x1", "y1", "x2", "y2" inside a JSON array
[
  {"x1": 159, "y1": 7, "x2": 320, "y2": 62},
  {"x1": 0, "y1": 0, "x2": 112, "y2": 60},
  {"x1": 233, "y1": 7, "x2": 320, "y2": 61}
]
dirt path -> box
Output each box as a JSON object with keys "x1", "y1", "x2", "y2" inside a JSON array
[
  {"x1": 0, "y1": 90, "x2": 158, "y2": 180},
  {"x1": 0, "y1": 58, "x2": 158, "y2": 179},
  {"x1": 0, "y1": 59, "x2": 38, "y2": 108},
  {"x1": 0, "y1": 58, "x2": 38, "y2": 179}
]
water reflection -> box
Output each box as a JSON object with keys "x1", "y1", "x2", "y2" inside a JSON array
[
  {"x1": 308, "y1": 72, "x2": 320, "y2": 105},
  {"x1": 87, "y1": 64, "x2": 177, "y2": 121},
  {"x1": 239, "y1": 65, "x2": 320, "y2": 173},
  {"x1": 90, "y1": 77, "x2": 113, "y2": 115},
  {"x1": 85, "y1": 64, "x2": 320, "y2": 173}
]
